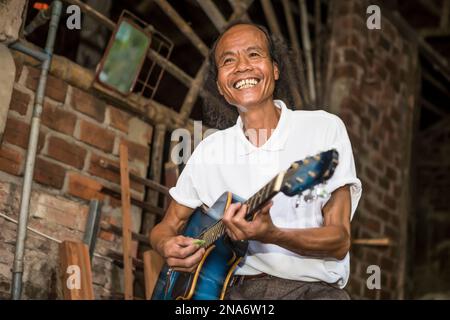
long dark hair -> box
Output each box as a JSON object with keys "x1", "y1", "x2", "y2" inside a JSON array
[{"x1": 202, "y1": 22, "x2": 297, "y2": 129}]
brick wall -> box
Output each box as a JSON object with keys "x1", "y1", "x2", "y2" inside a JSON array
[
  {"x1": 326, "y1": 0, "x2": 419, "y2": 299},
  {"x1": 0, "y1": 57, "x2": 153, "y2": 299}
]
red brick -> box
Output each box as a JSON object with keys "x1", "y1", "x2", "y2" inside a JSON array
[
  {"x1": 99, "y1": 216, "x2": 117, "y2": 242},
  {"x1": 109, "y1": 106, "x2": 130, "y2": 133},
  {"x1": 78, "y1": 120, "x2": 115, "y2": 153},
  {"x1": 66, "y1": 171, "x2": 105, "y2": 201},
  {"x1": 33, "y1": 157, "x2": 66, "y2": 189},
  {"x1": 26, "y1": 67, "x2": 67, "y2": 102},
  {"x1": 71, "y1": 88, "x2": 106, "y2": 122},
  {"x1": 42, "y1": 101, "x2": 77, "y2": 135},
  {"x1": 47, "y1": 136, "x2": 87, "y2": 169},
  {"x1": 9, "y1": 88, "x2": 30, "y2": 115},
  {"x1": 88, "y1": 153, "x2": 120, "y2": 185},
  {"x1": 0, "y1": 145, "x2": 24, "y2": 176},
  {"x1": 3, "y1": 117, "x2": 46, "y2": 151},
  {"x1": 125, "y1": 140, "x2": 150, "y2": 164}
]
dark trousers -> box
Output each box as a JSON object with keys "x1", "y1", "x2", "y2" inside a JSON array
[{"x1": 224, "y1": 274, "x2": 351, "y2": 300}]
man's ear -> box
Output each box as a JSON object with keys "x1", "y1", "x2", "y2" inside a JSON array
[
  {"x1": 216, "y1": 81, "x2": 224, "y2": 95},
  {"x1": 273, "y1": 62, "x2": 280, "y2": 81}
]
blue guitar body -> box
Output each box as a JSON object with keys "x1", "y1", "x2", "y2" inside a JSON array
[
  {"x1": 152, "y1": 192, "x2": 246, "y2": 300},
  {"x1": 151, "y1": 149, "x2": 339, "y2": 300}
]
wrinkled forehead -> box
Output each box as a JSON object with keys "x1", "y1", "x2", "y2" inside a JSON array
[{"x1": 214, "y1": 24, "x2": 270, "y2": 62}]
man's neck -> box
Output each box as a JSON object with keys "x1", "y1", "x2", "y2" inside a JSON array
[{"x1": 238, "y1": 99, "x2": 281, "y2": 147}]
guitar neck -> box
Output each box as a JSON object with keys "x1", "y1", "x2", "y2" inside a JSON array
[
  {"x1": 199, "y1": 172, "x2": 285, "y2": 247},
  {"x1": 243, "y1": 173, "x2": 285, "y2": 219}
]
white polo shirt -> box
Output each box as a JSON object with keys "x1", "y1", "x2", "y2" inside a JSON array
[{"x1": 169, "y1": 100, "x2": 362, "y2": 288}]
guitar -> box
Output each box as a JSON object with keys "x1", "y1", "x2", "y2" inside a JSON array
[{"x1": 152, "y1": 149, "x2": 339, "y2": 300}]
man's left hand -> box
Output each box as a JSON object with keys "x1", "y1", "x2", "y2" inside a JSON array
[{"x1": 222, "y1": 201, "x2": 276, "y2": 243}]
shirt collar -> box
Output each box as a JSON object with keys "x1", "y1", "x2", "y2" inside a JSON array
[{"x1": 234, "y1": 100, "x2": 292, "y2": 156}]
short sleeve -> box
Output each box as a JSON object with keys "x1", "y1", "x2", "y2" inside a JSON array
[
  {"x1": 321, "y1": 116, "x2": 362, "y2": 220},
  {"x1": 168, "y1": 149, "x2": 203, "y2": 209}
]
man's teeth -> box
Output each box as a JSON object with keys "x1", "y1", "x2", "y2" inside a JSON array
[{"x1": 235, "y1": 78, "x2": 259, "y2": 89}]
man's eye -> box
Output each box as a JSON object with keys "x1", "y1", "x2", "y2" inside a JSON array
[
  {"x1": 249, "y1": 52, "x2": 261, "y2": 58},
  {"x1": 223, "y1": 58, "x2": 234, "y2": 65}
]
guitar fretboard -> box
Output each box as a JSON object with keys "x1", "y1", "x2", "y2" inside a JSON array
[{"x1": 199, "y1": 173, "x2": 284, "y2": 247}]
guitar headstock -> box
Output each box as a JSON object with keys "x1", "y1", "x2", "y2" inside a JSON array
[{"x1": 280, "y1": 149, "x2": 339, "y2": 197}]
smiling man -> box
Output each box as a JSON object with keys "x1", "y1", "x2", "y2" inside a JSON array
[{"x1": 150, "y1": 23, "x2": 362, "y2": 300}]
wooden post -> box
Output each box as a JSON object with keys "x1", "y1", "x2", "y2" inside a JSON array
[
  {"x1": 119, "y1": 141, "x2": 134, "y2": 300},
  {"x1": 299, "y1": 0, "x2": 317, "y2": 105},
  {"x1": 261, "y1": 0, "x2": 303, "y2": 109},
  {"x1": 59, "y1": 241, "x2": 94, "y2": 300},
  {"x1": 143, "y1": 250, "x2": 165, "y2": 299},
  {"x1": 141, "y1": 124, "x2": 167, "y2": 236},
  {"x1": 281, "y1": 0, "x2": 307, "y2": 107}
]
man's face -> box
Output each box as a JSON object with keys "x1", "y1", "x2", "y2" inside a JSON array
[{"x1": 214, "y1": 24, "x2": 279, "y2": 109}]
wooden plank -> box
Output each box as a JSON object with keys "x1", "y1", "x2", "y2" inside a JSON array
[
  {"x1": 98, "y1": 159, "x2": 170, "y2": 196},
  {"x1": 196, "y1": 0, "x2": 227, "y2": 30},
  {"x1": 100, "y1": 221, "x2": 150, "y2": 246},
  {"x1": 59, "y1": 241, "x2": 94, "y2": 300},
  {"x1": 352, "y1": 238, "x2": 391, "y2": 246},
  {"x1": 153, "y1": 0, "x2": 209, "y2": 56},
  {"x1": 119, "y1": 141, "x2": 134, "y2": 300},
  {"x1": 143, "y1": 250, "x2": 165, "y2": 300},
  {"x1": 100, "y1": 186, "x2": 165, "y2": 216}
]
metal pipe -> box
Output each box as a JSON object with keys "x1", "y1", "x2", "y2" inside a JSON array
[
  {"x1": 9, "y1": 41, "x2": 49, "y2": 62},
  {"x1": 10, "y1": 0, "x2": 63, "y2": 300},
  {"x1": 23, "y1": 2, "x2": 53, "y2": 36}
]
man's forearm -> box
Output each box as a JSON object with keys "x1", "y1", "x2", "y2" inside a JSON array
[{"x1": 265, "y1": 225, "x2": 351, "y2": 260}]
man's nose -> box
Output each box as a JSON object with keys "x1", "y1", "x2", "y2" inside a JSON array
[{"x1": 234, "y1": 55, "x2": 253, "y2": 73}]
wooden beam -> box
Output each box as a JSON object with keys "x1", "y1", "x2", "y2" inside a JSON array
[
  {"x1": 59, "y1": 241, "x2": 94, "y2": 300},
  {"x1": 107, "y1": 250, "x2": 144, "y2": 270},
  {"x1": 98, "y1": 159, "x2": 170, "y2": 196},
  {"x1": 422, "y1": 71, "x2": 450, "y2": 100},
  {"x1": 299, "y1": 0, "x2": 317, "y2": 104},
  {"x1": 196, "y1": 0, "x2": 227, "y2": 30},
  {"x1": 143, "y1": 250, "x2": 165, "y2": 299},
  {"x1": 420, "y1": 27, "x2": 450, "y2": 38},
  {"x1": 260, "y1": 0, "x2": 303, "y2": 109},
  {"x1": 101, "y1": 186, "x2": 165, "y2": 216},
  {"x1": 119, "y1": 141, "x2": 134, "y2": 300},
  {"x1": 228, "y1": 0, "x2": 253, "y2": 22},
  {"x1": 153, "y1": 0, "x2": 209, "y2": 56},
  {"x1": 281, "y1": 0, "x2": 307, "y2": 107},
  {"x1": 352, "y1": 238, "x2": 391, "y2": 246},
  {"x1": 100, "y1": 221, "x2": 150, "y2": 246},
  {"x1": 179, "y1": 59, "x2": 209, "y2": 121},
  {"x1": 418, "y1": 0, "x2": 441, "y2": 17},
  {"x1": 421, "y1": 98, "x2": 447, "y2": 116}
]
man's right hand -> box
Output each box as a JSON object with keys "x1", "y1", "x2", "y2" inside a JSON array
[{"x1": 161, "y1": 235, "x2": 206, "y2": 273}]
